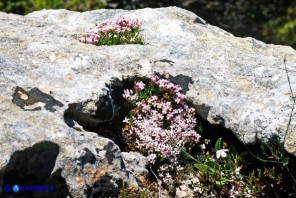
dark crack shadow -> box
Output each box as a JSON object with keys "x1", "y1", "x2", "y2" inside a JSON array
[
  {"x1": 12, "y1": 86, "x2": 63, "y2": 112},
  {"x1": 0, "y1": 141, "x2": 71, "y2": 198}
]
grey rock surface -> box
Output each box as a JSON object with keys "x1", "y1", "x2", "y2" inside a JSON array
[
  {"x1": 121, "y1": 152, "x2": 149, "y2": 184},
  {"x1": 1, "y1": 6, "x2": 296, "y2": 197}
]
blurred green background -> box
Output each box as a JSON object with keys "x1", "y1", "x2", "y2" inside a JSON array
[{"x1": 1, "y1": 0, "x2": 295, "y2": 49}]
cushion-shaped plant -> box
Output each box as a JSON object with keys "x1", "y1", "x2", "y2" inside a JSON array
[
  {"x1": 79, "y1": 17, "x2": 143, "y2": 45},
  {"x1": 122, "y1": 75, "x2": 201, "y2": 164}
]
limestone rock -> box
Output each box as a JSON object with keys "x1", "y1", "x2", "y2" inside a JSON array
[
  {"x1": 121, "y1": 152, "x2": 149, "y2": 185},
  {"x1": 1, "y1": 6, "x2": 296, "y2": 197}
]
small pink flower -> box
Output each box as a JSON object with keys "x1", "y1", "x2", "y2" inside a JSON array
[
  {"x1": 150, "y1": 75, "x2": 159, "y2": 83},
  {"x1": 131, "y1": 109, "x2": 139, "y2": 115},
  {"x1": 134, "y1": 81, "x2": 145, "y2": 92},
  {"x1": 176, "y1": 92, "x2": 186, "y2": 100},
  {"x1": 147, "y1": 153, "x2": 157, "y2": 164}
]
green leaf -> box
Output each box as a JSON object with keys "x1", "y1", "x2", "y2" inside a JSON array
[
  {"x1": 215, "y1": 138, "x2": 222, "y2": 151},
  {"x1": 140, "y1": 189, "x2": 147, "y2": 198},
  {"x1": 215, "y1": 177, "x2": 230, "y2": 185},
  {"x1": 204, "y1": 160, "x2": 220, "y2": 174},
  {"x1": 121, "y1": 180, "x2": 126, "y2": 198},
  {"x1": 194, "y1": 164, "x2": 209, "y2": 174}
]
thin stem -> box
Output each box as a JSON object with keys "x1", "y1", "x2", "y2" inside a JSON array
[
  {"x1": 271, "y1": 184, "x2": 280, "y2": 198},
  {"x1": 180, "y1": 149, "x2": 199, "y2": 163},
  {"x1": 150, "y1": 166, "x2": 162, "y2": 198},
  {"x1": 286, "y1": 166, "x2": 296, "y2": 184},
  {"x1": 243, "y1": 139, "x2": 282, "y2": 165},
  {"x1": 283, "y1": 58, "x2": 296, "y2": 154}
]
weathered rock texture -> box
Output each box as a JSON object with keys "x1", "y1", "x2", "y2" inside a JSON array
[{"x1": 1, "y1": 6, "x2": 296, "y2": 197}]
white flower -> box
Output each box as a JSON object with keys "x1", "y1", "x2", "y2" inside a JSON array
[
  {"x1": 216, "y1": 149, "x2": 229, "y2": 158},
  {"x1": 235, "y1": 167, "x2": 241, "y2": 175},
  {"x1": 200, "y1": 144, "x2": 206, "y2": 150},
  {"x1": 123, "y1": 117, "x2": 129, "y2": 123},
  {"x1": 147, "y1": 153, "x2": 157, "y2": 164}
]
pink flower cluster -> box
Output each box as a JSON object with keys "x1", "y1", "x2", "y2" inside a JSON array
[
  {"x1": 134, "y1": 81, "x2": 145, "y2": 92},
  {"x1": 79, "y1": 17, "x2": 142, "y2": 44},
  {"x1": 123, "y1": 75, "x2": 201, "y2": 164}
]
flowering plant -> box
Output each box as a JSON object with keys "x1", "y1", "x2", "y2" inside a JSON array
[
  {"x1": 195, "y1": 138, "x2": 234, "y2": 185},
  {"x1": 122, "y1": 75, "x2": 201, "y2": 164},
  {"x1": 192, "y1": 138, "x2": 259, "y2": 197},
  {"x1": 79, "y1": 17, "x2": 143, "y2": 45}
]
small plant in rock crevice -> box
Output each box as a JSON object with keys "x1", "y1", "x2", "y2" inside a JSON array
[
  {"x1": 189, "y1": 58, "x2": 296, "y2": 197},
  {"x1": 119, "y1": 67, "x2": 296, "y2": 197},
  {"x1": 79, "y1": 17, "x2": 144, "y2": 45},
  {"x1": 120, "y1": 76, "x2": 255, "y2": 196},
  {"x1": 122, "y1": 75, "x2": 202, "y2": 191},
  {"x1": 190, "y1": 138, "x2": 256, "y2": 197},
  {"x1": 122, "y1": 75, "x2": 201, "y2": 165}
]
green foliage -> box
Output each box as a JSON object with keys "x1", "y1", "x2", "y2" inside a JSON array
[
  {"x1": 245, "y1": 167, "x2": 284, "y2": 197},
  {"x1": 179, "y1": 131, "x2": 296, "y2": 197},
  {"x1": 121, "y1": 180, "x2": 127, "y2": 198},
  {"x1": 214, "y1": 137, "x2": 222, "y2": 151},
  {"x1": 95, "y1": 28, "x2": 143, "y2": 46},
  {"x1": 194, "y1": 139, "x2": 242, "y2": 187},
  {"x1": 0, "y1": 0, "x2": 104, "y2": 15},
  {"x1": 179, "y1": 0, "x2": 296, "y2": 48},
  {"x1": 263, "y1": 3, "x2": 296, "y2": 48}
]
